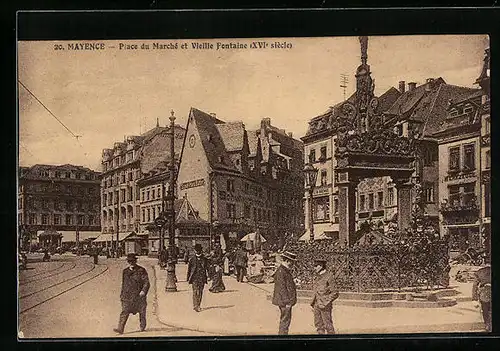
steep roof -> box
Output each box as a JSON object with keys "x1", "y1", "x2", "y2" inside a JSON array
[
  {"x1": 189, "y1": 108, "x2": 238, "y2": 172},
  {"x1": 383, "y1": 78, "x2": 480, "y2": 136},
  {"x1": 216, "y1": 121, "x2": 246, "y2": 152},
  {"x1": 377, "y1": 87, "x2": 402, "y2": 113},
  {"x1": 247, "y1": 131, "x2": 260, "y2": 157}
]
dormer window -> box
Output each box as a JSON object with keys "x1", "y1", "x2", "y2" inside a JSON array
[
  {"x1": 449, "y1": 108, "x2": 458, "y2": 117},
  {"x1": 463, "y1": 104, "x2": 473, "y2": 114}
]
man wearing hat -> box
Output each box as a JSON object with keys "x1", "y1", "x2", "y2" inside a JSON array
[
  {"x1": 310, "y1": 259, "x2": 338, "y2": 334},
  {"x1": 187, "y1": 244, "x2": 210, "y2": 312},
  {"x1": 272, "y1": 251, "x2": 297, "y2": 335},
  {"x1": 113, "y1": 253, "x2": 150, "y2": 334},
  {"x1": 472, "y1": 263, "x2": 491, "y2": 332}
]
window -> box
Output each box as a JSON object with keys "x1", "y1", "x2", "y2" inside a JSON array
[
  {"x1": 42, "y1": 199, "x2": 48, "y2": 209},
  {"x1": 147, "y1": 208, "x2": 151, "y2": 222},
  {"x1": 108, "y1": 193, "x2": 113, "y2": 206},
  {"x1": 226, "y1": 179, "x2": 235, "y2": 192},
  {"x1": 449, "y1": 147, "x2": 460, "y2": 171},
  {"x1": 128, "y1": 172, "x2": 133, "y2": 181},
  {"x1": 29, "y1": 213, "x2": 36, "y2": 225},
  {"x1": 320, "y1": 169, "x2": 328, "y2": 186},
  {"x1": 334, "y1": 171, "x2": 339, "y2": 184},
  {"x1": 128, "y1": 187, "x2": 133, "y2": 202},
  {"x1": 333, "y1": 198, "x2": 339, "y2": 214},
  {"x1": 450, "y1": 108, "x2": 458, "y2": 117},
  {"x1": 486, "y1": 150, "x2": 491, "y2": 169},
  {"x1": 42, "y1": 214, "x2": 49, "y2": 225},
  {"x1": 78, "y1": 215, "x2": 84, "y2": 225},
  {"x1": 121, "y1": 189, "x2": 125, "y2": 202},
  {"x1": 54, "y1": 201, "x2": 61, "y2": 211},
  {"x1": 226, "y1": 203, "x2": 236, "y2": 219},
  {"x1": 313, "y1": 196, "x2": 330, "y2": 221},
  {"x1": 320, "y1": 146, "x2": 327, "y2": 161},
  {"x1": 485, "y1": 117, "x2": 491, "y2": 135},
  {"x1": 309, "y1": 149, "x2": 316, "y2": 163},
  {"x1": 152, "y1": 207, "x2": 156, "y2": 220},
  {"x1": 368, "y1": 193, "x2": 374, "y2": 210},
  {"x1": 463, "y1": 104, "x2": 473, "y2": 114},
  {"x1": 423, "y1": 146, "x2": 435, "y2": 166},
  {"x1": 359, "y1": 195, "x2": 366, "y2": 211},
  {"x1": 157, "y1": 188, "x2": 161, "y2": 199},
  {"x1": 485, "y1": 186, "x2": 491, "y2": 217},
  {"x1": 121, "y1": 172, "x2": 125, "y2": 183},
  {"x1": 449, "y1": 185, "x2": 460, "y2": 206},
  {"x1": 54, "y1": 214, "x2": 61, "y2": 225},
  {"x1": 377, "y1": 191, "x2": 384, "y2": 208},
  {"x1": 142, "y1": 209, "x2": 146, "y2": 223},
  {"x1": 463, "y1": 183, "x2": 476, "y2": 205},
  {"x1": 424, "y1": 186, "x2": 435, "y2": 203},
  {"x1": 463, "y1": 144, "x2": 475, "y2": 171}
]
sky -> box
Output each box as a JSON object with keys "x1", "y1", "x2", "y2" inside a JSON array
[{"x1": 18, "y1": 35, "x2": 489, "y2": 171}]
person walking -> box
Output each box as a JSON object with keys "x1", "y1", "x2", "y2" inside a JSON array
[
  {"x1": 472, "y1": 263, "x2": 491, "y2": 332},
  {"x1": 272, "y1": 251, "x2": 297, "y2": 335},
  {"x1": 187, "y1": 244, "x2": 210, "y2": 312},
  {"x1": 91, "y1": 245, "x2": 99, "y2": 264},
  {"x1": 233, "y1": 245, "x2": 248, "y2": 282},
  {"x1": 310, "y1": 259, "x2": 339, "y2": 334},
  {"x1": 113, "y1": 253, "x2": 150, "y2": 334}
]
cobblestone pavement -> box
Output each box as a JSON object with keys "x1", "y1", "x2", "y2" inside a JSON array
[{"x1": 18, "y1": 254, "x2": 210, "y2": 338}]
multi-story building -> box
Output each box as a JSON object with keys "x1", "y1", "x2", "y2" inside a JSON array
[
  {"x1": 18, "y1": 164, "x2": 101, "y2": 249},
  {"x1": 136, "y1": 161, "x2": 208, "y2": 256},
  {"x1": 301, "y1": 88, "x2": 401, "y2": 241},
  {"x1": 477, "y1": 48, "x2": 491, "y2": 256},
  {"x1": 303, "y1": 72, "x2": 479, "y2": 242},
  {"x1": 432, "y1": 48, "x2": 491, "y2": 254},
  {"x1": 433, "y1": 90, "x2": 483, "y2": 252},
  {"x1": 100, "y1": 119, "x2": 185, "y2": 251},
  {"x1": 176, "y1": 108, "x2": 304, "y2": 249}
]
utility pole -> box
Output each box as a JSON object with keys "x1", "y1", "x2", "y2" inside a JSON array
[{"x1": 340, "y1": 73, "x2": 349, "y2": 101}]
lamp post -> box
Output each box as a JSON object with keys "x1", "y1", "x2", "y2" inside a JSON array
[
  {"x1": 165, "y1": 110, "x2": 178, "y2": 292},
  {"x1": 304, "y1": 163, "x2": 318, "y2": 242}
]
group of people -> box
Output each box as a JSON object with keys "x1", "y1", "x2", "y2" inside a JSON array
[
  {"x1": 271, "y1": 251, "x2": 339, "y2": 335},
  {"x1": 112, "y1": 244, "x2": 492, "y2": 336}
]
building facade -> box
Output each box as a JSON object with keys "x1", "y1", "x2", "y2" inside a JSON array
[
  {"x1": 302, "y1": 67, "x2": 479, "y2": 243},
  {"x1": 432, "y1": 48, "x2": 490, "y2": 254},
  {"x1": 176, "y1": 108, "x2": 304, "y2": 249},
  {"x1": 100, "y1": 120, "x2": 185, "y2": 252},
  {"x1": 18, "y1": 164, "x2": 101, "y2": 249}
]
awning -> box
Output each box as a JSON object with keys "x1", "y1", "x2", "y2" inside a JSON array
[
  {"x1": 299, "y1": 230, "x2": 338, "y2": 241},
  {"x1": 37, "y1": 230, "x2": 62, "y2": 237},
  {"x1": 58, "y1": 231, "x2": 100, "y2": 243},
  {"x1": 92, "y1": 233, "x2": 125, "y2": 243},
  {"x1": 240, "y1": 232, "x2": 267, "y2": 242}
]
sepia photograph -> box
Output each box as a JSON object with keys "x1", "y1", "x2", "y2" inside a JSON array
[{"x1": 17, "y1": 33, "x2": 491, "y2": 338}]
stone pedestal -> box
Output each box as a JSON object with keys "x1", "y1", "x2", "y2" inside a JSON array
[
  {"x1": 395, "y1": 179, "x2": 412, "y2": 231},
  {"x1": 338, "y1": 175, "x2": 359, "y2": 246}
]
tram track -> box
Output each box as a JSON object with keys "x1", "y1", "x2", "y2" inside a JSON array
[
  {"x1": 19, "y1": 262, "x2": 78, "y2": 286},
  {"x1": 19, "y1": 263, "x2": 109, "y2": 314},
  {"x1": 20, "y1": 261, "x2": 66, "y2": 279}
]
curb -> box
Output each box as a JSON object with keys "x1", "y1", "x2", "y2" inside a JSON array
[{"x1": 152, "y1": 265, "x2": 485, "y2": 335}]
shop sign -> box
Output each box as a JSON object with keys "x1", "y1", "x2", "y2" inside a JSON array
[{"x1": 180, "y1": 178, "x2": 205, "y2": 190}]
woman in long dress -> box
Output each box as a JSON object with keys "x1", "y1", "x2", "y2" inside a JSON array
[{"x1": 209, "y1": 255, "x2": 226, "y2": 293}]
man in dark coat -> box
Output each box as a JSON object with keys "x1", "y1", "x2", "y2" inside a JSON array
[
  {"x1": 310, "y1": 259, "x2": 339, "y2": 334},
  {"x1": 472, "y1": 264, "x2": 491, "y2": 332},
  {"x1": 113, "y1": 253, "x2": 150, "y2": 334},
  {"x1": 187, "y1": 244, "x2": 210, "y2": 312},
  {"x1": 272, "y1": 251, "x2": 297, "y2": 335},
  {"x1": 233, "y1": 246, "x2": 248, "y2": 282}
]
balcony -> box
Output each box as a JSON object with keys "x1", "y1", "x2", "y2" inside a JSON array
[{"x1": 440, "y1": 194, "x2": 479, "y2": 214}]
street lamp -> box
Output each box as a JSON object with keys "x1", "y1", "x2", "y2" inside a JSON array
[
  {"x1": 304, "y1": 163, "x2": 318, "y2": 242},
  {"x1": 165, "y1": 110, "x2": 178, "y2": 292}
]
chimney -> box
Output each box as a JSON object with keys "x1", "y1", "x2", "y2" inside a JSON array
[
  {"x1": 408, "y1": 82, "x2": 417, "y2": 91},
  {"x1": 425, "y1": 78, "x2": 434, "y2": 91},
  {"x1": 399, "y1": 81, "x2": 406, "y2": 93},
  {"x1": 261, "y1": 118, "x2": 271, "y2": 129},
  {"x1": 287, "y1": 132, "x2": 293, "y2": 138}
]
